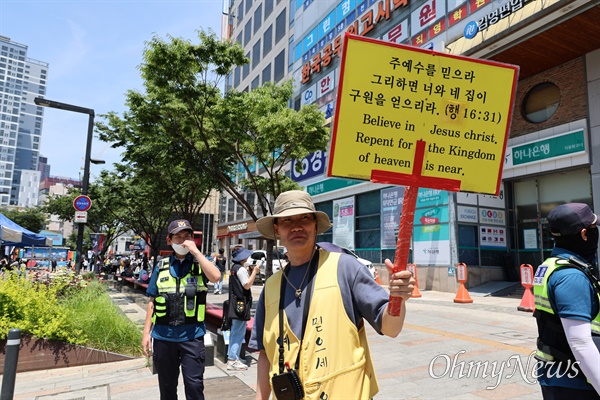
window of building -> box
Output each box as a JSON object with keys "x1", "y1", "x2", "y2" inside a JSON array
[
  {"x1": 522, "y1": 82, "x2": 560, "y2": 123},
  {"x1": 246, "y1": 0, "x2": 252, "y2": 12},
  {"x1": 236, "y1": 33, "x2": 242, "y2": 46},
  {"x1": 355, "y1": 191, "x2": 381, "y2": 261},
  {"x1": 264, "y1": 0, "x2": 273, "y2": 18},
  {"x1": 244, "y1": 19, "x2": 252, "y2": 46},
  {"x1": 275, "y1": 9, "x2": 286, "y2": 44},
  {"x1": 236, "y1": 199, "x2": 244, "y2": 220},
  {"x1": 263, "y1": 26, "x2": 273, "y2": 57},
  {"x1": 252, "y1": 40, "x2": 261, "y2": 69},
  {"x1": 274, "y1": 49, "x2": 285, "y2": 82},
  {"x1": 252, "y1": 76, "x2": 259, "y2": 89},
  {"x1": 316, "y1": 201, "x2": 333, "y2": 244},
  {"x1": 262, "y1": 63, "x2": 271, "y2": 83},
  {"x1": 228, "y1": 197, "x2": 235, "y2": 222},
  {"x1": 237, "y1": 2, "x2": 244, "y2": 25},
  {"x1": 254, "y1": 5, "x2": 262, "y2": 33},
  {"x1": 243, "y1": 52, "x2": 250, "y2": 79}
]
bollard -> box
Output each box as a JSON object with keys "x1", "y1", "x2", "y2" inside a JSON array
[
  {"x1": 454, "y1": 263, "x2": 473, "y2": 303},
  {"x1": 1, "y1": 328, "x2": 21, "y2": 400}
]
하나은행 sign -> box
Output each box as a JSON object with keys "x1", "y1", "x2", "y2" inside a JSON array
[{"x1": 327, "y1": 34, "x2": 519, "y2": 195}]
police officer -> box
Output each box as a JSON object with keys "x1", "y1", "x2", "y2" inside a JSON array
[
  {"x1": 142, "y1": 219, "x2": 221, "y2": 400},
  {"x1": 533, "y1": 203, "x2": 600, "y2": 398}
]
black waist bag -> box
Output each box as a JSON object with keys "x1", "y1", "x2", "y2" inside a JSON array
[{"x1": 271, "y1": 369, "x2": 304, "y2": 400}]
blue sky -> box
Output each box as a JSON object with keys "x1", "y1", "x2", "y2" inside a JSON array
[{"x1": 0, "y1": 0, "x2": 224, "y2": 178}]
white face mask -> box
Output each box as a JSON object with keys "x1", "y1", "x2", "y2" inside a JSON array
[{"x1": 171, "y1": 243, "x2": 189, "y2": 255}]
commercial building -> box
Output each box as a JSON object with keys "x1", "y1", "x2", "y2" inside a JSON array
[
  {"x1": 0, "y1": 36, "x2": 48, "y2": 206},
  {"x1": 220, "y1": 0, "x2": 600, "y2": 291}
]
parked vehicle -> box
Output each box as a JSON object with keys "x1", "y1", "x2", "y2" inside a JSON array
[
  {"x1": 317, "y1": 242, "x2": 376, "y2": 279},
  {"x1": 245, "y1": 249, "x2": 286, "y2": 283}
]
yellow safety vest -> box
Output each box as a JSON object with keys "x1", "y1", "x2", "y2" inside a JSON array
[
  {"x1": 533, "y1": 257, "x2": 600, "y2": 363},
  {"x1": 153, "y1": 257, "x2": 207, "y2": 325},
  {"x1": 263, "y1": 250, "x2": 379, "y2": 399}
]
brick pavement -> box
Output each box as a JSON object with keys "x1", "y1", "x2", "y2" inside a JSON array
[{"x1": 2, "y1": 282, "x2": 545, "y2": 399}]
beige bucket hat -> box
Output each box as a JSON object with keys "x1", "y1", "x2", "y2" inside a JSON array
[{"x1": 256, "y1": 190, "x2": 332, "y2": 240}]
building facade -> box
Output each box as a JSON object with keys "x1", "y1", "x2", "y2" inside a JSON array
[
  {"x1": 220, "y1": 0, "x2": 600, "y2": 292},
  {"x1": 0, "y1": 36, "x2": 48, "y2": 207}
]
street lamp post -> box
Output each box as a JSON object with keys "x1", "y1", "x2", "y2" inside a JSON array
[{"x1": 34, "y1": 97, "x2": 103, "y2": 274}]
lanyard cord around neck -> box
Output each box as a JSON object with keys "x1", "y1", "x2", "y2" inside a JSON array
[{"x1": 278, "y1": 252, "x2": 318, "y2": 374}]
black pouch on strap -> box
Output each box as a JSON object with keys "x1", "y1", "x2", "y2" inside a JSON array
[{"x1": 271, "y1": 369, "x2": 304, "y2": 400}]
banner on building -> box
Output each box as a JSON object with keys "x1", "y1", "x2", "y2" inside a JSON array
[
  {"x1": 332, "y1": 196, "x2": 355, "y2": 250},
  {"x1": 381, "y1": 187, "x2": 405, "y2": 249}
]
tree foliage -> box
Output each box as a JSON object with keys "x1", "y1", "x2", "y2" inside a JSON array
[
  {"x1": 41, "y1": 183, "x2": 127, "y2": 257},
  {"x1": 135, "y1": 29, "x2": 330, "y2": 220},
  {"x1": 0, "y1": 207, "x2": 47, "y2": 234}
]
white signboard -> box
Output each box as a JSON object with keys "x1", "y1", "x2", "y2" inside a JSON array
[
  {"x1": 479, "y1": 208, "x2": 506, "y2": 225},
  {"x1": 74, "y1": 211, "x2": 88, "y2": 223},
  {"x1": 317, "y1": 70, "x2": 335, "y2": 98},
  {"x1": 479, "y1": 226, "x2": 507, "y2": 249},
  {"x1": 524, "y1": 228, "x2": 538, "y2": 249},
  {"x1": 457, "y1": 205, "x2": 478, "y2": 223},
  {"x1": 332, "y1": 196, "x2": 355, "y2": 250},
  {"x1": 414, "y1": 240, "x2": 450, "y2": 266},
  {"x1": 301, "y1": 83, "x2": 317, "y2": 106}
]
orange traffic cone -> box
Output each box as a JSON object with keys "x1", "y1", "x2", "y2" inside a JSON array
[
  {"x1": 518, "y1": 286, "x2": 535, "y2": 312},
  {"x1": 454, "y1": 263, "x2": 473, "y2": 303},
  {"x1": 407, "y1": 264, "x2": 422, "y2": 298},
  {"x1": 454, "y1": 282, "x2": 473, "y2": 303},
  {"x1": 375, "y1": 269, "x2": 382, "y2": 285},
  {"x1": 517, "y1": 264, "x2": 535, "y2": 312}
]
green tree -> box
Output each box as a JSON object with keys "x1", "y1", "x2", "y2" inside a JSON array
[
  {"x1": 41, "y1": 183, "x2": 127, "y2": 258},
  {"x1": 97, "y1": 29, "x2": 330, "y2": 276},
  {"x1": 136, "y1": 30, "x2": 330, "y2": 219},
  {"x1": 0, "y1": 207, "x2": 47, "y2": 233}
]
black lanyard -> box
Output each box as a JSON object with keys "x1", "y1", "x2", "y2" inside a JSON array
[{"x1": 278, "y1": 252, "x2": 318, "y2": 374}]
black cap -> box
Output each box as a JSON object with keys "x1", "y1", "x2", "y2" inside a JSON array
[
  {"x1": 548, "y1": 203, "x2": 597, "y2": 237},
  {"x1": 168, "y1": 219, "x2": 193, "y2": 236}
]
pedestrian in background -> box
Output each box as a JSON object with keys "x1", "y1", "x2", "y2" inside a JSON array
[
  {"x1": 533, "y1": 203, "x2": 600, "y2": 398},
  {"x1": 250, "y1": 190, "x2": 414, "y2": 399},
  {"x1": 226, "y1": 246, "x2": 259, "y2": 371},
  {"x1": 142, "y1": 219, "x2": 221, "y2": 400},
  {"x1": 213, "y1": 248, "x2": 227, "y2": 295}
]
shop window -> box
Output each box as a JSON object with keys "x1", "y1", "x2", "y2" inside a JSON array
[
  {"x1": 457, "y1": 224, "x2": 479, "y2": 266},
  {"x1": 522, "y1": 82, "x2": 560, "y2": 123},
  {"x1": 315, "y1": 201, "x2": 333, "y2": 243}
]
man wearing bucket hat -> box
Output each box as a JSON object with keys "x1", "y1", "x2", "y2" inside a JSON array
[
  {"x1": 249, "y1": 190, "x2": 414, "y2": 399},
  {"x1": 533, "y1": 203, "x2": 600, "y2": 398},
  {"x1": 225, "y1": 246, "x2": 260, "y2": 371},
  {"x1": 142, "y1": 219, "x2": 221, "y2": 400}
]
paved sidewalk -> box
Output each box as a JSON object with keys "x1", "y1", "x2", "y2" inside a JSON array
[{"x1": 2, "y1": 283, "x2": 544, "y2": 399}]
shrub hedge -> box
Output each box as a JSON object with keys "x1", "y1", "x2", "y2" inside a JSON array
[{"x1": 0, "y1": 269, "x2": 143, "y2": 356}]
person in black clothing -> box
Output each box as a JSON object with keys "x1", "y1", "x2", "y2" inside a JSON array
[
  {"x1": 226, "y1": 246, "x2": 259, "y2": 370},
  {"x1": 213, "y1": 248, "x2": 227, "y2": 295}
]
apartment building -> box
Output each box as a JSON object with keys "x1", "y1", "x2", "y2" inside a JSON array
[{"x1": 0, "y1": 36, "x2": 47, "y2": 207}]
